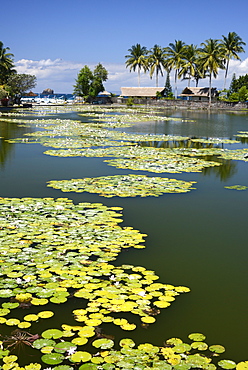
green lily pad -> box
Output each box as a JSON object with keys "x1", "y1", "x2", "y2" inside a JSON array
[
  {"x1": 209, "y1": 344, "x2": 225, "y2": 354},
  {"x1": 42, "y1": 329, "x2": 64, "y2": 339},
  {"x1": 41, "y1": 353, "x2": 64, "y2": 365},
  {"x1": 47, "y1": 175, "x2": 196, "y2": 198},
  {"x1": 70, "y1": 351, "x2": 92, "y2": 363},
  {"x1": 54, "y1": 342, "x2": 76, "y2": 353},
  {"x1": 237, "y1": 362, "x2": 248, "y2": 370},
  {"x1": 79, "y1": 364, "x2": 98, "y2": 370},
  {"x1": 33, "y1": 338, "x2": 56, "y2": 349},
  {"x1": 92, "y1": 338, "x2": 114, "y2": 349},
  {"x1": 218, "y1": 360, "x2": 236, "y2": 369},
  {"x1": 119, "y1": 338, "x2": 136, "y2": 348},
  {"x1": 188, "y1": 333, "x2": 206, "y2": 342}
]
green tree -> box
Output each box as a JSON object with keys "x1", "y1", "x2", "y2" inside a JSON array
[
  {"x1": 229, "y1": 73, "x2": 237, "y2": 94},
  {"x1": 164, "y1": 40, "x2": 186, "y2": 99},
  {"x1": 125, "y1": 44, "x2": 148, "y2": 87},
  {"x1": 164, "y1": 72, "x2": 173, "y2": 97},
  {"x1": 89, "y1": 63, "x2": 108, "y2": 97},
  {"x1": 198, "y1": 39, "x2": 225, "y2": 105},
  {"x1": 7, "y1": 74, "x2": 37, "y2": 96},
  {"x1": 93, "y1": 63, "x2": 108, "y2": 83},
  {"x1": 229, "y1": 73, "x2": 248, "y2": 93},
  {"x1": 74, "y1": 66, "x2": 93, "y2": 97},
  {"x1": 237, "y1": 85, "x2": 248, "y2": 101},
  {"x1": 178, "y1": 44, "x2": 201, "y2": 87},
  {"x1": 73, "y1": 64, "x2": 108, "y2": 99},
  {"x1": 0, "y1": 41, "x2": 15, "y2": 84},
  {"x1": 220, "y1": 31, "x2": 246, "y2": 89},
  {"x1": 147, "y1": 45, "x2": 167, "y2": 87}
]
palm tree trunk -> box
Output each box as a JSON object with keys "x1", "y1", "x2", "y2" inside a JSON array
[
  {"x1": 209, "y1": 73, "x2": 212, "y2": 107},
  {"x1": 223, "y1": 58, "x2": 229, "y2": 90},
  {"x1": 175, "y1": 70, "x2": 178, "y2": 99},
  {"x1": 138, "y1": 67, "x2": 140, "y2": 87}
]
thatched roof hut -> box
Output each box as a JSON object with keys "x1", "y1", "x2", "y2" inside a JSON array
[
  {"x1": 180, "y1": 87, "x2": 219, "y2": 101},
  {"x1": 121, "y1": 87, "x2": 165, "y2": 98}
]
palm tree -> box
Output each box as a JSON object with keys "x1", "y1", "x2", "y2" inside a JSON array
[
  {"x1": 0, "y1": 41, "x2": 15, "y2": 84},
  {"x1": 198, "y1": 39, "x2": 225, "y2": 106},
  {"x1": 220, "y1": 32, "x2": 246, "y2": 89},
  {"x1": 178, "y1": 44, "x2": 200, "y2": 87},
  {"x1": 147, "y1": 44, "x2": 167, "y2": 87},
  {"x1": 125, "y1": 44, "x2": 148, "y2": 87},
  {"x1": 164, "y1": 40, "x2": 186, "y2": 98}
]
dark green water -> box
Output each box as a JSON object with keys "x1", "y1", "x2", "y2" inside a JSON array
[{"x1": 0, "y1": 108, "x2": 248, "y2": 362}]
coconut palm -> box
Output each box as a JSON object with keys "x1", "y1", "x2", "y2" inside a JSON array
[
  {"x1": 164, "y1": 40, "x2": 186, "y2": 98},
  {"x1": 147, "y1": 44, "x2": 167, "y2": 87},
  {"x1": 220, "y1": 32, "x2": 246, "y2": 89},
  {"x1": 125, "y1": 44, "x2": 148, "y2": 87},
  {"x1": 0, "y1": 41, "x2": 15, "y2": 84},
  {"x1": 198, "y1": 39, "x2": 225, "y2": 105},
  {"x1": 178, "y1": 44, "x2": 200, "y2": 87}
]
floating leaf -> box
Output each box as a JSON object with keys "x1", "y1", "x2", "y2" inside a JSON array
[
  {"x1": 42, "y1": 329, "x2": 63, "y2": 339},
  {"x1": 18, "y1": 321, "x2": 32, "y2": 329},
  {"x1": 119, "y1": 338, "x2": 136, "y2": 348},
  {"x1": 47, "y1": 175, "x2": 196, "y2": 198},
  {"x1": 224, "y1": 185, "x2": 248, "y2": 191},
  {"x1": 237, "y1": 361, "x2": 248, "y2": 370},
  {"x1": 92, "y1": 338, "x2": 114, "y2": 349},
  {"x1": 33, "y1": 338, "x2": 56, "y2": 349},
  {"x1": 218, "y1": 360, "x2": 236, "y2": 369},
  {"x1": 5, "y1": 318, "x2": 20, "y2": 326},
  {"x1": 24, "y1": 314, "x2": 39, "y2": 322},
  {"x1": 41, "y1": 353, "x2": 64, "y2": 365},
  {"x1": 37, "y1": 311, "x2": 54, "y2": 319},
  {"x1": 209, "y1": 345, "x2": 225, "y2": 354},
  {"x1": 188, "y1": 333, "x2": 206, "y2": 342},
  {"x1": 70, "y1": 351, "x2": 92, "y2": 363}
]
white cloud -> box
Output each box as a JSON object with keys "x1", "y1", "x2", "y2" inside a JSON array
[{"x1": 15, "y1": 57, "x2": 248, "y2": 94}]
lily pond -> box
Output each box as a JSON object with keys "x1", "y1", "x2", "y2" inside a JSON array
[{"x1": 0, "y1": 105, "x2": 248, "y2": 370}]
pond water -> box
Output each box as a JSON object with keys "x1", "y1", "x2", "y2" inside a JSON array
[{"x1": 0, "y1": 106, "x2": 248, "y2": 363}]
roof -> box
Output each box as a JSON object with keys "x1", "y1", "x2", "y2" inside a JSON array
[
  {"x1": 180, "y1": 87, "x2": 219, "y2": 97},
  {"x1": 121, "y1": 87, "x2": 165, "y2": 97},
  {"x1": 98, "y1": 90, "x2": 111, "y2": 96}
]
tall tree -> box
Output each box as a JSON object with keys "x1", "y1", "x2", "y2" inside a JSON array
[
  {"x1": 125, "y1": 44, "x2": 148, "y2": 87},
  {"x1": 7, "y1": 74, "x2": 37, "y2": 96},
  {"x1": 148, "y1": 45, "x2": 167, "y2": 87},
  {"x1": 198, "y1": 39, "x2": 225, "y2": 105},
  {"x1": 0, "y1": 41, "x2": 15, "y2": 84},
  {"x1": 220, "y1": 32, "x2": 246, "y2": 89},
  {"x1": 73, "y1": 64, "x2": 108, "y2": 99},
  {"x1": 178, "y1": 44, "x2": 200, "y2": 87},
  {"x1": 164, "y1": 72, "x2": 173, "y2": 97},
  {"x1": 164, "y1": 40, "x2": 186, "y2": 99},
  {"x1": 73, "y1": 66, "x2": 93, "y2": 97}
]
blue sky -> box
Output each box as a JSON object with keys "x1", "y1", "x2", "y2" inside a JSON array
[{"x1": 2, "y1": 0, "x2": 248, "y2": 93}]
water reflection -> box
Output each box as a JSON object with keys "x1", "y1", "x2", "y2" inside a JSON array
[
  {"x1": 139, "y1": 139, "x2": 237, "y2": 181},
  {"x1": 0, "y1": 120, "x2": 33, "y2": 167}
]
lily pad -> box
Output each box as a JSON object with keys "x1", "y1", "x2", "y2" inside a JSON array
[
  {"x1": 188, "y1": 333, "x2": 206, "y2": 342},
  {"x1": 70, "y1": 351, "x2": 92, "y2": 363},
  {"x1": 41, "y1": 353, "x2": 64, "y2": 365},
  {"x1": 209, "y1": 345, "x2": 225, "y2": 354},
  {"x1": 218, "y1": 360, "x2": 236, "y2": 369},
  {"x1": 92, "y1": 338, "x2": 114, "y2": 349},
  {"x1": 42, "y1": 329, "x2": 64, "y2": 339}
]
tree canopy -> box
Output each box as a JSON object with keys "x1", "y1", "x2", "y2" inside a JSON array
[
  {"x1": 7, "y1": 74, "x2": 37, "y2": 96},
  {"x1": 74, "y1": 63, "x2": 108, "y2": 99},
  {"x1": 125, "y1": 32, "x2": 246, "y2": 102}
]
